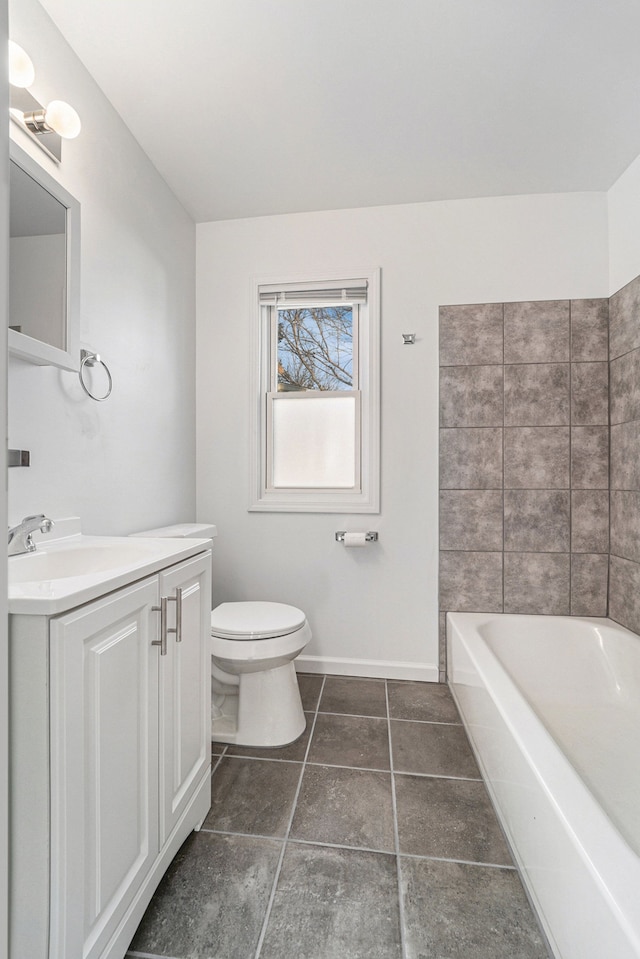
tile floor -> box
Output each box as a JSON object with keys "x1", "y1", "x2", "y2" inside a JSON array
[{"x1": 127, "y1": 675, "x2": 551, "y2": 959}]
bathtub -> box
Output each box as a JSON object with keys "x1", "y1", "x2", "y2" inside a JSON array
[{"x1": 447, "y1": 613, "x2": 640, "y2": 959}]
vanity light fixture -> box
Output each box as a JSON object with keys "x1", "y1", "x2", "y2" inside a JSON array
[
  {"x1": 8, "y1": 40, "x2": 81, "y2": 163},
  {"x1": 8, "y1": 41, "x2": 35, "y2": 88}
]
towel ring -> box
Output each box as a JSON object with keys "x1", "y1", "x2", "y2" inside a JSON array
[{"x1": 79, "y1": 349, "x2": 113, "y2": 402}]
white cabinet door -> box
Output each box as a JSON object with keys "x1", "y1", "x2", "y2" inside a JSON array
[
  {"x1": 48, "y1": 577, "x2": 160, "y2": 959},
  {"x1": 158, "y1": 552, "x2": 212, "y2": 843}
]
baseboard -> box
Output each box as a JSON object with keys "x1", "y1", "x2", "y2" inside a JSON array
[{"x1": 295, "y1": 655, "x2": 439, "y2": 682}]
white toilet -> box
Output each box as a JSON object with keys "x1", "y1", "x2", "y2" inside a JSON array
[
  {"x1": 130, "y1": 523, "x2": 311, "y2": 749},
  {"x1": 210, "y1": 601, "x2": 311, "y2": 747}
]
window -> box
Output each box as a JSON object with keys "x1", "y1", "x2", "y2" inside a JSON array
[{"x1": 250, "y1": 270, "x2": 380, "y2": 512}]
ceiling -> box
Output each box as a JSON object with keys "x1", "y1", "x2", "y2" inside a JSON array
[{"x1": 38, "y1": 0, "x2": 640, "y2": 223}]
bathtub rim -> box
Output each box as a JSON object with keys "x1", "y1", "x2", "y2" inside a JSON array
[{"x1": 447, "y1": 611, "x2": 640, "y2": 959}]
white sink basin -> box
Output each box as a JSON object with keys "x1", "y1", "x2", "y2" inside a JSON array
[
  {"x1": 9, "y1": 542, "x2": 160, "y2": 584},
  {"x1": 8, "y1": 531, "x2": 210, "y2": 615}
]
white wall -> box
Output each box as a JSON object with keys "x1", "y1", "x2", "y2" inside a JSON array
[
  {"x1": 7, "y1": 0, "x2": 196, "y2": 535},
  {"x1": 196, "y1": 192, "x2": 609, "y2": 678},
  {"x1": 608, "y1": 152, "x2": 640, "y2": 294},
  {"x1": 1, "y1": 1, "x2": 10, "y2": 949}
]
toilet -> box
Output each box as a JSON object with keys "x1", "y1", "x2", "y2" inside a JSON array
[
  {"x1": 130, "y1": 523, "x2": 311, "y2": 748},
  {"x1": 210, "y1": 601, "x2": 311, "y2": 747}
]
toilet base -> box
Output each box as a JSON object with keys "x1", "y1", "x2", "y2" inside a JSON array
[{"x1": 211, "y1": 661, "x2": 306, "y2": 747}]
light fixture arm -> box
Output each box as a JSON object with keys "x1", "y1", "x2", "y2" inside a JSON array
[{"x1": 22, "y1": 109, "x2": 50, "y2": 135}]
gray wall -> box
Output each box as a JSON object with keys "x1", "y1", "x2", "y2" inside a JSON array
[
  {"x1": 438, "y1": 298, "x2": 610, "y2": 670},
  {"x1": 609, "y1": 274, "x2": 640, "y2": 633}
]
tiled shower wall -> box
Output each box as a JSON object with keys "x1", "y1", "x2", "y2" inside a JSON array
[
  {"x1": 438, "y1": 298, "x2": 610, "y2": 675},
  {"x1": 609, "y1": 274, "x2": 640, "y2": 635}
]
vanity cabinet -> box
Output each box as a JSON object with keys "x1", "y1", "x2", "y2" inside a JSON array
[{"x1": 10, "y1": 550, "x2": 212, "y2": 959}]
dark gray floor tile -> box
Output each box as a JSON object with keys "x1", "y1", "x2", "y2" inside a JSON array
[
  {"x1": 319, "y1": 675, "x2": 387, "y2": 717},
  {"x1": 203, "y1": 757, "x2": 301, "y2": 837},
  {"x1": 401, "y1": 857, "x2": 549, "y2": 959},
  {"x1": 307, "y1": 713, "x2": 390, "y2": 770},
  {"x1": 390, "y1": 720, "x2": 480, "y2": 779},
  {"x1": 226, "y1": 713, "x2": 312, "y2": 762},
  {"x1": 387, "y1": 680, "x2": 460, "y2": 723},
  {"x1": 297, "y1": 673, "x2": 324, "y2": 711},
  {"x1": 260, "y1": 844, "x2": 402, "y2": 959},
  {"x1": 290, "y1": 765, "x2": 395, "y2": 851},
  {"x1": 395, "y1": 775, "x2": 512, "y2": 865},
  {"x1": 128, "y1": 832, "x2": 282, "y2": 959}
]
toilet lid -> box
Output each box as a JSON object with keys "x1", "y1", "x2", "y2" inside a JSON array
[{"x1": 210, "y1": 601, "x2": 306, "y2": 640}]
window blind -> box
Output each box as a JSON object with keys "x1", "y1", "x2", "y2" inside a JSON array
[{"x1": 259, "y1": 278, "x2": 368, "y2": 306}]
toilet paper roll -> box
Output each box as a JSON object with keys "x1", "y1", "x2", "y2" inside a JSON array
[{"x1": 343, "y1": 532, "x2": 368, "y2": 548}]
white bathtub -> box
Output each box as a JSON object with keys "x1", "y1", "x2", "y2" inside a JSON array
[{"x1": 447, "y1": 613, "x2": 640, "y2": 959}]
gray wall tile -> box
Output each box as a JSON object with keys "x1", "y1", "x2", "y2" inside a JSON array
[
  {"x1": 571, "y1": 554, "x2": 609, "y2": 616},
  {"x1": 504, "y1": 490, "x2": 570, "y2": 552},
  {"x1": 609, "y1": 555, "x2": 640, "y2": 635},
  {"x1": 439, "y1": 293, "x2": 614, "y2": 629},
  {"x1": 504, "y1": 300, "x2": 570, "y2": 364},
  {"x1": 439, "y1": 612, "x2": 447, "y2": 680},
  {"x1": 439, "y1": 304, "x2": 503, "y2": 366},
  {"x1": 440, "y1": 428, "x2": 503, "y2": 489},
  {"x1": 504, "y1": 364, "x2": 570, "y2": 426},
  {"x1": 439, "y1": 365, "x2": 503, "y2": 427},
  {"x1": 571, "y1": 426, "x2": 609, "y2": 489},
  {"x1": 439, "y1": 551, "x2": 503, "y2": 612},
  {"x1": 504, "y1": 553, "x2": 570, "y2": 614},
  {"x1": 440, "y1": 490, "x2": 503, "y2": 551},
  {"x1": 571, "y1": 362, "x2": 609, "y2": 425},
  {"x1": 609, "y1": 273, "x2": 640, "y2": 360},
  {"x1": 610, "y1": 348, "x2": 640, "y2": 425},
  {"x1": 504, "y1": 427, "x2": 569, "y2": 489},
  {"x1": 571, "y1": 490, "x2": 609, "y2": 553},
  {"x1": 610, "y1": 490, "x2": 640, "y2": 564},
  {"x1": 571, "y1": 299, "x2": 609, "y2": 362},
  {"x1": 611, "y1": 421, "x2": 640, "y2": 490}
]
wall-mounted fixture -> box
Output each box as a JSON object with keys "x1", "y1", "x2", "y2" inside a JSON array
[
  {"x1": 8, "y1": 449, "x2": 30, "y2": 468},
  {"x1": 402, "y1": 333, "x2": 416, "y2": 345},
  {"x1": 9, "y1": 40, "x2": 81, "y2": 163},
  {"x1": 79, "y1": 350, "x2": 113, "y2": 402}
]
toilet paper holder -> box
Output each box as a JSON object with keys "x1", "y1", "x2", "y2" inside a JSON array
[{"x1": 335, "y1": 531, "x2": 379, "y2": 543}]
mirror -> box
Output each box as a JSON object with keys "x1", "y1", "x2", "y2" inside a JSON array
[{"x1": 9, "y1": 140, "x2": 80, "y2": 371}]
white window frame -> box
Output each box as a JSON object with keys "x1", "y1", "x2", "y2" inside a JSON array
[{"x1": 249, "y1": 268, "x2": 380, "y2": 512}]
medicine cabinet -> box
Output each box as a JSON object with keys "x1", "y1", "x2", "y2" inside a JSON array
[{"x1": 9, "y1": 139, "x2": 80, "y2": 371}]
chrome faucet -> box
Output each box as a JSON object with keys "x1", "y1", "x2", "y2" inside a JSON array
[{"x1": 8, "y1": 514, "x2": 54, "y2": 556}]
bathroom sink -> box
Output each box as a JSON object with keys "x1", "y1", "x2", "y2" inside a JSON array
[
  {"x1": 8, "y1": 527, "x2": 211, "y2": 615},
  {"x1": 8, "y1": 541, "x2": 160, "y2": 584}
]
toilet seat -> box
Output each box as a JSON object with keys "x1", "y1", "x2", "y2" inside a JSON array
[{"x1": 210, "y1": 601, "x2": 306, "y2": 640}]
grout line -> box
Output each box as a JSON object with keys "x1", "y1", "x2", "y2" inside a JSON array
[
  {"x1": 216, "y1": 753, "x2": 304, "y2": 765},
  {"x1": 386, "y1": 679, "x2": 409, "y2": 959},
  {"x1": 314, "y1": 708, "x2": 388, "y2": 720},
  {"x1": 388, "y1": 716, "x2": 462, "y2": 727},
  {"x1": 202, "y1": 828, "x2": 396, "y2": 858},
  {"x1": 126, "y1": 952, "x2": 181, "y2": 959},
  {"x1": 253, "y1": 674, "x2": 327, "y2": 959},
  {"x1": 398, "y1": 851, "x2": 517, "y2": 870}
]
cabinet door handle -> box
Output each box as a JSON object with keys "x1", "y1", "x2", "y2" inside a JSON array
[
  {"x1": 167, "y1": 587, "x2": 183, "y2": 643},
  {"x1": 151, "y1": 597, "x2": 168, "y2": 655},
  {"x1": 174, "y1": 587, "x2": 183, "y2": 643}
]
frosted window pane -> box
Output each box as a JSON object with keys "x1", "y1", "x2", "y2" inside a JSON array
[{"x1": 272, "y1": 396, "x2": 356, "y2": 488}]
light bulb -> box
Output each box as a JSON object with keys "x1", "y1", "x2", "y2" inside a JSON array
[
  {"x1": 9, "y1": 40, "x2": 35, "y2": 88},
  {"x1": 44, "y1": 100, "x2": 81, "y2": 139}
]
